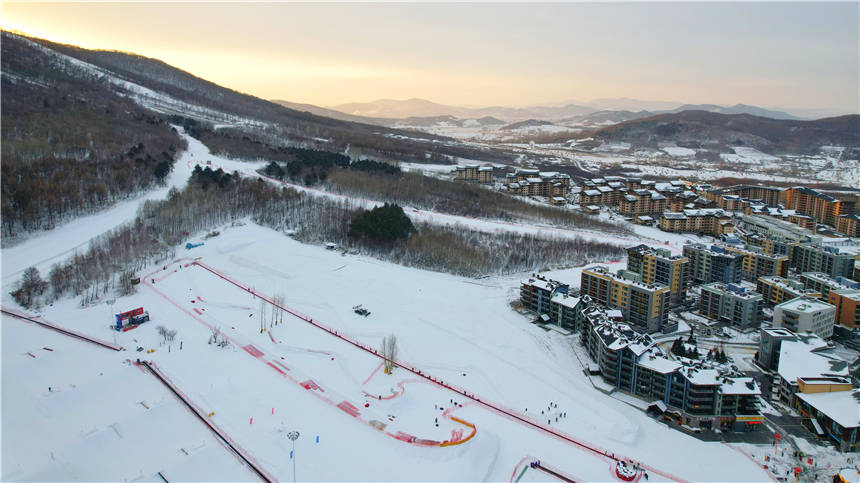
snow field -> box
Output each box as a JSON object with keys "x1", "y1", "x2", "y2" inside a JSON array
[
  {"x1": 1, "y1": 317, "x2": 252, "y2": 481},
  {"x1": 8, "y1": 222, "x2": 774, "y2": 481}
]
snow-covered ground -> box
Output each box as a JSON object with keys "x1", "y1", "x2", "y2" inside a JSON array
[{"x1": 3, "y1": 222, "x2": 775, "y2": 481}]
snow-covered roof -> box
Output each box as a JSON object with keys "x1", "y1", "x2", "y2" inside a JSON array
[
  {"x1": 637, "y1": 353, "x2": 682, "y2": 374},
  {"x1": 775, "y1": 297, "x2": 835, "y2": 314},
  {"x1": 552, "y1": 197, "x2": 566, "y2": 202},
  {"x1": 624, "y1": 195, "x2": 638, "y2": 202},
  {"x1": 585, "y1": 205, "x2": 600, "y2": 211},
  {"x1": 478, "y1": 166, "x2": 493, "y2": 171},
  {"x1": 796, "y1": 389, "x2": 860, "y2": 429},
  {"x1": 597, "y1": 186, "x2": 614, "y2": 193},
  {"x1": 720, "y1": 377, "x2": 760, "y2": 395},
  {"x1": 583, "y1": 189, "x2": 601, "y2": 197},
  {"x1": 777, "y1": 337, "x2": 849, "y2": 384},
  {"x1": 526, "y1": 177, "x2": 543, "y2": 183}
]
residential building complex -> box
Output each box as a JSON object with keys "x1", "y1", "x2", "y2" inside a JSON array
[
  {"x1": 455, "y1": 164, "x2": 493, "y2": 183},
  {"x1": 659, "y1": 209, "x2": 734, "y2": 237},
  {"x1": 783, "y1": 187, "x2": 856, "y2": 227},
  {"x1": 579, "y1": 306, "x2": 761, "y2": 431},
  {"x1": 721, "y1": 245, "x2": 790, "y2": 282},
  {"x1": 799, "y1": 272, "x2": 859, "y2": 301}
]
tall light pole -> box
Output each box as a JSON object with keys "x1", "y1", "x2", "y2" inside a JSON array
[{"x1": 287, "y1": 430, "x2": 300, "y2": 483}]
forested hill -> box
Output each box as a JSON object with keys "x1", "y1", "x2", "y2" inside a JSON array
[
  {"x1": 0, "y1": 30, "x2": 514, "y2": 241},
  {"x1": 25, "y1": 33, "x2": 513, "y2": 165},
  {"x1": 1, "y1": 31, "x2": 185, "y2": 239},
  {"x1": 592, "y1": 110, "x2": 860, "y2": 155}
]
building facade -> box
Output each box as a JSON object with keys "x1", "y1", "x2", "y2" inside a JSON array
[
  {"x1": 626, "y1": 244, "x2": 689, "y2": 306},
  {"x1": 699, "y1": 283, "x2": 763, "y2": 329},
  {"x1": 580, "y1": 266, "x2": 672, "y2": 333},
  {"x1": 772, "y1": 296, "x2": 837, "y2": 339}
]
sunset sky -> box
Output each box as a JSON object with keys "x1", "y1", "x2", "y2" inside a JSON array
[{"x1": 3, "y1": 2, "x2": 858, "y2": 112}]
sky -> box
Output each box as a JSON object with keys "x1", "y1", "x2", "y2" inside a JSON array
[{"x1": 2, "y1": 2, "x2": 858, "y2": 112}]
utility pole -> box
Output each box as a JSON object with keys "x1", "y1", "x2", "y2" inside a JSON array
[{"x1": 287, "y1": 430, "x2": 300, "y2": 483}]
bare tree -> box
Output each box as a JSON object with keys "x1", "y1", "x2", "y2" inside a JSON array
[
  {"x1": 381, "y1": 334, "x2": 398, "y2": 374},
  {"x1": 259, "y1": 299, "x2": 267, "y2": 333}
]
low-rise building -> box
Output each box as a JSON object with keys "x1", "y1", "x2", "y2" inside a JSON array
[
  {"x1": 773, "y1": 296, "x2": 837, "y2": 339},
  {"x1": 773, "y1": 333, "x2": 850, "y2": 404},
  {"x1": 795, "y1": 388, "x2": 859, "y2": 452},
  {"x1": 699, "y1": 283, "x2": 762, "y2": 329}
]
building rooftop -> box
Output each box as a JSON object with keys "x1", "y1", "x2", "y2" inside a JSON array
[
  {"x1": 776, "y1": 336, "x2": 850, "y2": 384},
  {"x1": 796, "y1": 389, "x2": 860, "y2": 429},
  {"x1": 776, "y1": 296, "x2": 835, "y2": 314}
]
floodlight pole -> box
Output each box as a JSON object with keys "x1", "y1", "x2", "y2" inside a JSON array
[{"x1": 287, "y1": 430, "x2": 300, "y2": 483}]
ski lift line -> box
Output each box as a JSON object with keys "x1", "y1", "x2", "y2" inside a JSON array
[
  {"x1": 189, "y1": 260, "x2": 690, "y2": 482},
  {"x1": 140, "y1": 361, "x2": 275, "y2": 483},
  {"x1": 1, "y1": 307, "x2": 124, "y2": 351}
]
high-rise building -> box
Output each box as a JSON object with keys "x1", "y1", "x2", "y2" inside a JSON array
[
  {"x1": 683, "y1": 243, "x2": 743, "y2": 285},
  {"x1": 580, "y1": 266, "x2": 671, "y2": 334},
  {"x1": 699, "y1": 283, "x2": 763, "y2": 329},
  {"x1": 626, "y1": 244, "x2": 689, "y2": 306}
]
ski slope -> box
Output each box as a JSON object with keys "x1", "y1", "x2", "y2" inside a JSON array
[{"x1": 3, "y1": 222, "x2": 772, "y2": 481}]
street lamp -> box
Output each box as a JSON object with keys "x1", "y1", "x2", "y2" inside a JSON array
[{"x1": 287, "y1": 430, "x2": 300, "y2": 483}]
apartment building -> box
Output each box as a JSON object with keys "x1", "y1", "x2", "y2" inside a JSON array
[
  {"x1": 836, "y1": 214, "x2": 860, "y2": 237},
  {"x1": 757, "y1": 276, "x2": 822, "y2": 308},
  {"x1": 626, "y1": 244, "x2": 689, "y2": 306},
  {"x1": 773, "y1": 296, "x2": 837, "y2": 339},
  {"x1": 683, "y1": 243, "x2": 743, "y2": 285},
  {"x1": 579, "y1": 307, "x2": 761, "y2": 430},
  {"x1": 799, "y1": 272, "x2": 859, "y2": 301},
  {"x1": 455, "y1": 164, "x2": 493, "y2": 183},
  {"x1": 828, "y1": 289, "x2": 860, "y2": 329},
  {"x1": 720, "y1": 245, "x2": 790, "y2": 282},
  {"x1": 580, "y1": 266, "x2": 671, "y2": 333},
  {"x1": 791, "y1": 244, "x2": 856, "y2": 280},
  {"x1": 519, "y1": 274, "x2": 584, "y2": 331},
  {"x1": 659, "y1": 209, "x2": 734, "y2": 237},
  {"x1": 506, "y1": 169, "x2": 571, "y2": 198},
  {"x1": 699, "y1": 283, "x2": 762, "y2": 329},
  {"x1": 783, "y1": 187, "x2": 856, "y2": 227}
]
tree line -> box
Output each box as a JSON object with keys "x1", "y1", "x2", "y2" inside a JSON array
[{"x1": 12, "y1": 170, "x2": 624, "y2": 309}]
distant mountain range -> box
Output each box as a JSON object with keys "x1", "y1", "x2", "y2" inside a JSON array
[
  {"x1": 328, "y1": 98, "x2": 595, "y2": 123},
  {"x1": 273, "y1": 97, "x2": 852, "y2": 128}
]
